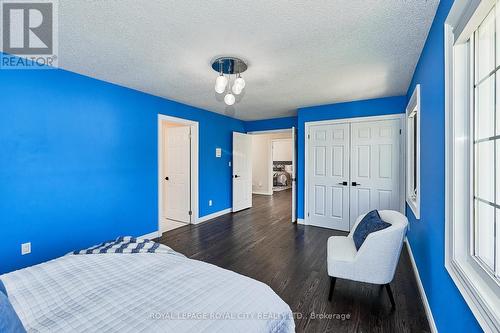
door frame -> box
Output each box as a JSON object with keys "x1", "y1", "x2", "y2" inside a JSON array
[
  {"x1": 158, "y1": 114, "x2": 199, "y2": 233},
  {"x1": 303, "y1": 114, "x2": 406, "y2": 226},
  {"x1": 247, "y1": 128, "x2": 297, "y2": 221}
]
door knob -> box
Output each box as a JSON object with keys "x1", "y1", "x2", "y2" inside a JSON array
[
  {"x1": 234, "y1": 175, "x2": 240, "y2": 178},
  {"x1": 352, "y1": 182, "x2": 361, "y2": 186},
  {"x1": 337, "y1": 181, "x2": 348, "y2": 186},
  {"x1": 165, "y1": 176, "x2": 169, "y2": 181}
]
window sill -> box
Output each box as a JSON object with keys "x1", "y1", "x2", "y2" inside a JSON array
[
  {"x1": 445, "y1": 257, "x2": 500, "y2": 332},
  {"x1": 406, "y1": 197, "x2": 420, "y2": 219}
]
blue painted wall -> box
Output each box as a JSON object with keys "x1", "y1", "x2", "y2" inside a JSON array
[
  {"x1": 296, "y1": 96, "x2": 407, "y2": 219},
  {"x1": 405, "y1": 1, "x2": 482, "y2": 332},
  {"x1": 244, "y1": 116, "x2": 297, "y2": 132},
  {"x1": 0, "y1": 63, "x2": 244, "y2": 274}
]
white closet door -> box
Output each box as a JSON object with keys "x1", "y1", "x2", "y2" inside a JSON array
[
  {"x1": 165, "y1": 126, "x2": 191, "y2": 223},
  {"x1": 308, "y1": 123, "x2": 350, "y2": 231},
  {"x1": 349, "y1": 119, "x2": 401, "y2": 227},
  {"x1": 233, "y1": 132, "x2": 253, "y2": 212}
]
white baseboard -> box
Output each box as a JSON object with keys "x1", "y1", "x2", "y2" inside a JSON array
[
  {"x1": 252, "y1": 191, "x2": 273, "y2": 195},
  {"x1": 405, "y1": 238, "x2": 438, "y2": 333},
  {"x1": 138, "y1": 231, "x2": 161, "y2": 240},
  {"x1": 196, "y1": 208, "x2": 232, "y2": 224},
  {"x1": 297, "y1": 218, "x2": 305, "y2": 225}
]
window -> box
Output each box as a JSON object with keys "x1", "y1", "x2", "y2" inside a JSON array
[
  {"x1": 472, "y1": 8, "x2": 499, "y2": 278},
  {"x1": 446, "y1": 1, "x2": 500, "y2": 331},
  {"x1": 406, "y1": 85, "x2": 420, "y2": 219}
]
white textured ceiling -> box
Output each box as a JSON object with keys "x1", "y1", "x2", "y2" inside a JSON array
[{"x1": 57, "y1": 1, "x2": 439, "y2": 120}]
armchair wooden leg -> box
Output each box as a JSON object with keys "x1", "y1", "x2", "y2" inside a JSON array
[
  {"x1": 328, "y1": 277, "x2": 336, "y2": 301},
  {"x1": 385, "y1": 283, "x2": 396, "y2": 309}
]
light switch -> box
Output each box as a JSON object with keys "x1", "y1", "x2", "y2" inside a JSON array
[
  {"x1": 216, "y1": 148, "x2": 222, "y2": 158},
  {"x1": 21, "y1": 242, "x2": 31, "y2": 255}
]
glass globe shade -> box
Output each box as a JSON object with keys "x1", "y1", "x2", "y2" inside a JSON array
[
  {"x1": 232, "y1": 84, "x2": 243, "y2": 95},
  {"x1": 224, "y1": 93, "x2": 235, "y2": 106},
  {"x1": 234, "y1": 77, "x2": 245, "y2": 90},
  {"x1": 215, "y1": 75, "x2": 228, "y2": 94}
]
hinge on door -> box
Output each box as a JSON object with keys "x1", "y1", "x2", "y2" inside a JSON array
[
  {"x1": 307, "y1": 212, "x2": 310, "y2": 217},
  {"x1": 188, "y1": 210, "x2": 192, "y2": 216},
  {"x1": 308, "y1": 134, "x2": 310, "y2": 139},
  {"x1": 399, "y1": 129, "x2": 402, "y2": 135}
]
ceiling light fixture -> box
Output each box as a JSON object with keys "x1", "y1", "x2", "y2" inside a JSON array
[{"x1": 211, "y1": 57, "x2": 247, "y2": 105}]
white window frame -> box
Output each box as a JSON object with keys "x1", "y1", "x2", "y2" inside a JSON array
[
  {"x1": 445, "y1": 1, "x2": 500, "y2": 332},
  {"x1": 406, "y1": 84, "x2": 421, "y2": 219}
]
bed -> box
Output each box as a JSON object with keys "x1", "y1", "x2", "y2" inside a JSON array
[
  {"x1": 273, "y1": 162, "x2": 292, "y2": 189},
  {"x1": 0, "y1": 237, "x2": 295, "y2": 333}
]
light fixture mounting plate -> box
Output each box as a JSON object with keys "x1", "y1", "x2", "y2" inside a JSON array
[{"x1": 211, "y1": 57, "x2": 247, "y2": 74}]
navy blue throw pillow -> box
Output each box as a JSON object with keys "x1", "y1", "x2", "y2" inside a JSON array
[
  {"x1": 0, "y1": 291, "x2": 26, "y2": 333},
  {"x1": 353, "y1": 210, "x2": 391, "y2": 250}
]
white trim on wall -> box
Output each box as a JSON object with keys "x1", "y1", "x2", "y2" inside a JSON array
[
  {"x1": 405, "y1": 239, "x2": 438, "y2": 333},
  {"x1": 247, "y1": 129, "x2": 292, "y2": 135},
  {"x1": 304, "y1": 113, "x2": 406, "y2": 226},
  {"x1": 138, "y1": 231, "x2": 161, "y2": 241},
  {"x1": 196, "y1": 208, "x2": 232, "y2": 223},
  {"x1": 157, "y1": 114, "x2": 199, "y2": 232},
  {"x1": 252, "y1": 190, "x2": 273, "y2": 195},
  {"x1": 302, "y1": 114, "x2": 403, "y2": 127}
]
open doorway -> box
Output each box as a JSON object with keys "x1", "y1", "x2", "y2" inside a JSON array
[
  {"x1": 158, "y1": 115, "x2": 199, "y2": 234},
  {"x1": 248, "y1": 128, "x2": 296, "y2": 222},
  {"x1": 272, "y1": 139, "x2": 293, "y2": 192}
]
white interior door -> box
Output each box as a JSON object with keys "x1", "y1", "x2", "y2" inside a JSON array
[
  {"x1": 164, "y1": 125, "x2": 191, "y2": 223},
  {"x1": 291, "y1": 127, "x2": 297, "y2": 222},
  {"x1": 349, "y1": 119, "x2": 401, "y2": 227},
  {"x1": 308, "y1": 123, "x2": 350, "y2": 231},
  {"x1": 233, "y1": 132, "x2": 252, "y2": 212}
]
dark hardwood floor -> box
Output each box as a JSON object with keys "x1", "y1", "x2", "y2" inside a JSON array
[{"x1": 156, "y1": 189, "x2": 430, "y2": 333}]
